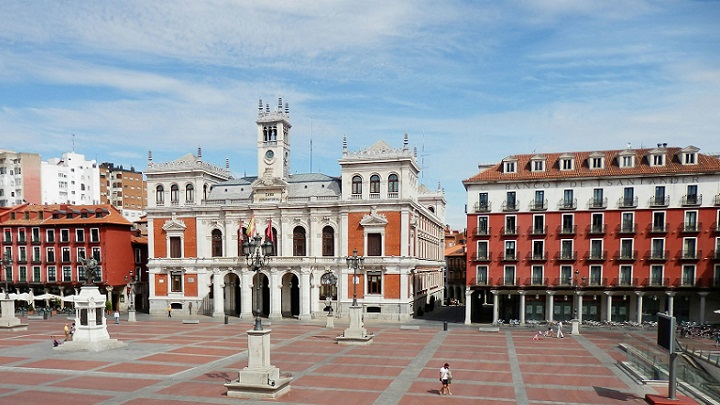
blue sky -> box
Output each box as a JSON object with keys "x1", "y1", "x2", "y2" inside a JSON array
[{"x1": 0, "y1": 1, "x2": 718, "y2": 228}]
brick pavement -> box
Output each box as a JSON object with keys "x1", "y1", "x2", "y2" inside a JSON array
[{"x1": 0, "y1": 312, "x2": 688, "y2": 405}]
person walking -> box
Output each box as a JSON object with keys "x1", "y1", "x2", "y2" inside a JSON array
[
  {"x1": 439, "y1": 363, "x2": 452, "y2": 395},
  {"x1": 114, "y1": 310, "x2": 120, "y2": 324},
  {"x1": 167, "y1": 304, "x2": 172, "y2": 317},
  {"x1": 556, "y1": 321, "x2": 565, "y2": 338},
  {"x1": 63, "y1": 324, "x2": 70, "y2": 341}
]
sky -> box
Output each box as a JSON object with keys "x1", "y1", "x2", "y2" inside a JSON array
[{"x1": 0, "y1": 1, "x2": 719, "y2": 229}]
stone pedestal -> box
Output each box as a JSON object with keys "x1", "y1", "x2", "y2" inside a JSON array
[
  {"x1": 128, "y1": 309, "x2": 136, "y2": 322},
  {"x1": 571, "y1": 319, "x2": 580, "y2": 335},
  {"x1": 0, "y1": 298, "x2": 27, "y2": 332},
  {"x1": 325, "y1": 311, "x2": 334, "y2": 329},
  {"x1": 225, "y1": 329, "x2": 292, "y2": 399},
  {"x1": 336, "y1": 305, "x2": 374, "y2": 345},
  {"x1": 54, "y1": 285, "x2": 125, "y2": 352}
]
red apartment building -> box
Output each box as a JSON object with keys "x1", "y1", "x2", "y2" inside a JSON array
[
  {"x1": 463, "y1": 145, "x2": 720, "y2": 325},
  {"x1": 0, "y1": 203, "x2": 137, "y2": 310}
]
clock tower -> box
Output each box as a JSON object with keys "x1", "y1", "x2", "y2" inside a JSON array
[{"x1": 256, "y1": 97, "x2": 291, "y2": 179}]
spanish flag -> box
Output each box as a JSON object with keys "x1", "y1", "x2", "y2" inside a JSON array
[{"x1": 246, "y1": 215, "x2": 256, "y2": 237}]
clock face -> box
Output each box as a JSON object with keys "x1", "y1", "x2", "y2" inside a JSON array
[{"x1": 265, "y1": 150, "x2": 274, "y2": 159}]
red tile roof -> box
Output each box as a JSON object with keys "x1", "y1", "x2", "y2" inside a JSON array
[
  {"x1": 0, "y1": 203, "x2": 132, "y2": 226},
  {"x1": 463, "y1": 146, "x2": 720, "y2": 183}
]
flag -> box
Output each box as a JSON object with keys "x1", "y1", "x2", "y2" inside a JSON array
[
  {"x1": 246, "y1": 215, "x2": 255, "y2": 237},
  {"x1": 265, "y1": 218, "x2": 274, "y2": 242}
]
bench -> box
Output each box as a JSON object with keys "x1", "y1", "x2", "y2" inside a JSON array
[
  {"x1": 400, "y1": 325, "x2": 420, "y2": 330},
  {"x1": 27, "y1": 315, "x2": 45, "y2": 320},
  {"x1": 478, "y1": 326, "x2": 500, "y2": 333},
  {"x1": 182, "y1": 319, "x2": 200, "y2": 324}
]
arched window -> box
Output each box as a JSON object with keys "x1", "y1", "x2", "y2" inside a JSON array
[
  {"x1": 238, "y1": 227, "x2": 249, "y2": 255},
  {"x1": 155, "y1": 185, "x2": 164, "y2": 204},
  {"x1": 320, "y1": 272, "x2": 337, "y2": 300},
  {"x1": 351, "y1": 175, "x2": 362, "y2": 195},
  {"x1": 211, "y1": 229, "x2": 223, "y2": 257},
  {"x1": 388, "y1": 174, "x2": 399, "y2": 194},
  {"x1": 170, "y1": 184, "x2": 179, "y2": 204},
  {"x1": 185, "y1": 184, "x2": 194, "y2": 203},
  {"x1": 293, "y1": 226, "x2": 306, "y2": 256},
  {"x1": 322, "y1": 226, "x2": 334, "y2": 256},
  {"x1": 370, "y1": 174, "x2": 380, "y2": 194}
]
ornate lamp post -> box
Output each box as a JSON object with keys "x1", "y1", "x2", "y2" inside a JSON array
[
  {"x1": 346, "y1": 249, "x2": 364, "y2": 306},
  {"x1": 1, "y1": 253, "x2": 11, "y2": 299},
  {"x1": 242, "y1": 233, "x2": 273, "y2": 331},
  {"x1": 574, "y1": 269, "x2": 579, "y2": 319}
]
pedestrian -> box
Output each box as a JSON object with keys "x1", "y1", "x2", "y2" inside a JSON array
[
  {"x1": 63, "y1": 324, "x2": 70, "y2": 341},
  {"x1": 439, "y1": 363, "x2": 452, "y2": 395},
  {"x1": 557, "y1": 321, "x2": 565, "y2": 338},
  {"x1": 70, "y1": 322, "x2": 76, "y2": 339},
  {"x1": 545, "y1": 327, "x2": 554, "y2": 337},
  {"x1": 114, "y1": 310, "x2": 120, "y2": 324},
  {"x1": 51, "y1": 336, "x2": 60, "y2": 347},
  {"x1": 533, "y1": 330, "x2": 542, "y2": 340},
  {"x1": 715, "y1": 332, "x2": 720, "y2": 347},
  {"x1": 167, "y1": 304, "x2": 172, "y2": 317}
]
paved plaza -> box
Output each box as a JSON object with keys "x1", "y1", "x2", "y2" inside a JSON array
[{"x1": 0, "y1": 309, "x2": 689, "y2": 405}]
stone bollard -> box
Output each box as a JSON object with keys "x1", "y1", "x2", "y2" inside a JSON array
[{"x1": 571, "y1": 320, "x2": 580, "y2": 335}]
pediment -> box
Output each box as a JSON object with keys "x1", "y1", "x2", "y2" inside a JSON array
[
  {"x1": 162, "y1": 217, "x2": 187, "y2": 232},
  {"x1": 360, "y1": 208, "x2": 388, "y2": 227}
]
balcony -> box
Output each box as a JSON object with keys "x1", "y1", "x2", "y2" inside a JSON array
[
  {"x1": 558, "y1": 225, "x2": 577, "y2": 235},
  {"x1": 587, "y1": 224, "x2": 606, "y2": 235},
  {"x1": 18, "y1": 237, "x2": 26, "y2": 244},
  {"x1": 680, "y1": 278, "x2": 701, "y2": 287},
  {"x1": 617, "y1": 196, "x2": 638, "y2": 208},
  {"x1": 614, "y1": 277, "x2": 636, "y2": 287},
  {"x1": 713, "y1": 223, "x2": 720, "y2": 233},
  {"x1": 680, "y1": 222, "x2": 702, "y2": 233},
  {"x1": 587, "y1": 277, "x2": 606, "y2": 287},
  {"x1": 470, "y1": 276, "x2": 490, "y2": 286},
  {"x1": 556, "y1": 251, "x2": 577, "y2": 261},
  {"x1": 501, "y1": 226, "x2": 518, "y2": 236},
  {"x1": 473, "y1": 226, "x2": 491, "y2": 237},
  {"x1": 2, "y1": 237, "x2": 11, "y2": 245},
  {"x1": 648, "y1": 195, "x2": 670, "y2": 207},
  {"x1": 528, "y1": 199, "x2": 548, "y2": 211},
  {"x1": 681, "y1": 194, "x2": 702, "y2": 207},
  {"x1": 713, "y1": 250, "x2": 720, "y2": 260},
  {"x1": 31, "y1": 237, "x2": 41, "y2": 245},
  {"x1": 678, "y1": 250, "x2": 701, "y2": 260},
  {"x1": 614, "y1": 250, "x2": 637, "y2": 261},
  {"x1": 648, "y1": 223, "x2": 668, "y2": 234},
  {"x1": 473, "y1": 202, "x2": 491, "y2": 213},
  {"x1": 527, "y1": 251, "x2": 548, "y2": 261},
  {"x1": 472, "y1": 253, "x2": 492, "y2": 262},
  {"x1": 588, "y1": 197, "x2": 607, "y2": 209},
  {"x1": 526, "y1": 277, "x2": 548, "y2": 286},
  {"x1": 500, "y1": 252, "x2": 518, "y2": 262},
  {"x1": 502, "y1": 277, "x2": 518, "y2": 286},
  {"x1": 529, "y1": 226, "x2": 547, "y2": 236},
  {"x1": 646, "y1": 250, "x2": 668, "y2": 261},
  {"x1": 586, "y1": 251, "x2": 607, "y2": 261},
  {"x1": 17, "y1": 256, "x2": 27, "y2": 264},
  {"x1": 31, "y1": 257, "x2": 42, "y2": 264},
  {"x1": 617, "y1": 223, "x2": 637, "y2": 234},
  {"x1": 557, "y1": 198, "x2": 577, "y2": 210},
  {"x1": 502, "y1": 200, "x2": 519, "y2": 212}
]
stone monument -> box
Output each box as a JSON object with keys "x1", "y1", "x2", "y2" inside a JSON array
[
  {"x1": 55, "y1": 259, "x2": 125, "y2": 352},
  {"x1": 0, "y1": 295, "x2": 27, "y2": 332},
  {"x1": 336, "y1": 304, "x2": 374, "y2": 345}
]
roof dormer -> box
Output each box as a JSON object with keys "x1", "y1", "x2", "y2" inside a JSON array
[
  {"x1": 502, "y1": 156, "x2": 518, "y2": 174},
  {"x1": 618, "y1": 149, "x2": 635, "y2": 169},
  {"x1": 679, "y1": 145, "x2": 699, "y2": 166},
  {"x1": 648, "y1": 145, "x2": 667, "y2": 167},
  {"x1": 588, "y1": 152, "x2": 605, "y2": 170},
  {"x1": 558, "y1": 153, "x2": 574, "y2": 171},
  {"x1": 530, "y1": 155, "x2": 546, "y2": 172}
]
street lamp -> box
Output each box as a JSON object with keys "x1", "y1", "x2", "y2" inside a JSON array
[
  {"x1": 1, "y1": 253, "x2": 11, "y2": 299},
  {"x1": 125, "y1": 270, "x2": 136, "y2": 310},
  {"x1": 242, "y1": 233, "x2": 273, "y2": 331},
  {"x1": 346, "y1": 249, "x2": 364, "y2": 306},
  {"x1": 574, "y1": 270, "x2": 580, "y2": 319}
]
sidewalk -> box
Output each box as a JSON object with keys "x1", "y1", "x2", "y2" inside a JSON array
[{"x1": 0, "y1": 312, "x2": 677, "y2": 405}]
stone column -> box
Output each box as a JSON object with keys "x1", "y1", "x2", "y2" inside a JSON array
[
  {"x1": 635, "y1": 291, "x2": 644, "y2": 324},
  {"x1": 576, "y1": 292, "x2": 584, "y2": 323},
  {"x1": 298, "y1": 270, "x2": 311, "y2": 321},
  {"x1": 519, "y1": 291, "x2": 526, "y2": 325},
  {"x1": 269, "y1": 270, "x2": 282, "y2": 320},
  {"x1": 666, "y1": 291, "x2": 676, "y2": 318},
  {"x1": 241, "y1": 271, "x2": 254, "y2": 319},
  {"x1": 464, "y1": 287, "x2": 472, "y2": 325},
  {"x1": 605, "y1": 292, "x2": 613, "y2": 322},
  {"x1": 546, "y1": 291, "x2": 555, "y2": 322},
  {"x1": 699, "y1": 292, "x2": 709, "y2": 324},
  {"x1": 491, "y1": 290, "x2": 499, "y2": 324},
  {"x1": 212, "y1": 269, "x2": 225, "y2": 318}
]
